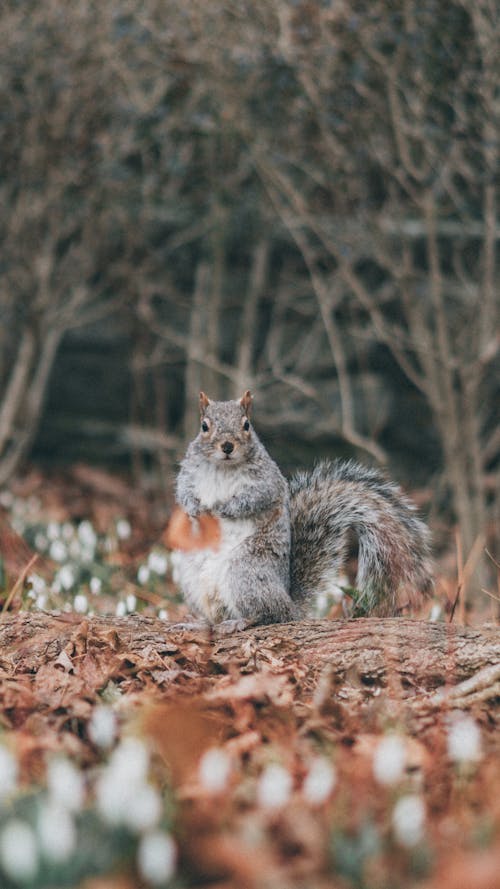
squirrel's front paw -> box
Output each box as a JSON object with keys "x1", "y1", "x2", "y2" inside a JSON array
[{"x1": 184, "y1": 497, "x2": 202, "y2": 517}]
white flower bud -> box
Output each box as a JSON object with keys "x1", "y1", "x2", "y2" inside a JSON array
[
  {"x1": 0, "y1": 746, "x2": 18, "y2": 800},
  {"x1": 38, "y1": 802, "x2": 76, "y2": 861},
  {"x1": 303, "y1": 757, "x2": 336, "y2": 804},
  {"x1": 198, "y1": 748, "x2": 232, "y2": 793},
  {"x1": 373, "y1": 735, "x2": 406, "y2": 785},
  {"x1": 447, "y1": 715, "x2": 482, "y2": 763},
  {"x1": 137, "y1": 831, "x2": 176, "y2": 885},
  {"x1": 47, "y1": 758, "x2": 85, "y2": 812},
  {"x1": 392, "y1": 795, "x2": 425, "y2": 847},
  {"x1": 0, "y1": 820, "x2": 39, "y2": 881},
  {"x1": 257, "y1": 764, "x2": 292, "y2": 810}
]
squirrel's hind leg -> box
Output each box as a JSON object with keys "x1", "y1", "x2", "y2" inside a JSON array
[{"x1": 226, "y1": 559, "x2": 298, "y2": 625}]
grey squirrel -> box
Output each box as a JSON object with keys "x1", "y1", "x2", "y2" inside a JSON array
[{"x1": 172, "y1": 390, "x2": 433, "y2": 627}]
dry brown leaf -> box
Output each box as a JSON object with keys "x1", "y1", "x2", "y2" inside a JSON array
[
  {"x1": 424, "y1": 848, "x2": 500, "y2": 889},
  {"x1": 54, "y1": 649, "x2": 75, "y2": 673},
  {"x1": 141, "y1": 699, "x2": 231, "y2": 786},
  {"x1": 163, "y1": 507, "x2": 221, "y2": 551},
  {"x1": 207, "y1": 671, "x2": 295, "y2": 708}
]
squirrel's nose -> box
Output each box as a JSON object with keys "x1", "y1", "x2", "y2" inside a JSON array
[{"x1": 221, "y1": 441, "x2": 234, "y2": 455}]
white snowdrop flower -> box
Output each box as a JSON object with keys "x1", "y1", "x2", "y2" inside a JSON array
[
  {"x1": 158, "y1": 609, "x2": 169, "y2": 620},
  {"x1": 111, "y1": 738, "x2": 150, "y2": 786},
  {"x1": 429, "y1": 603, "x2": 442, "y2": 622},
  {"x1": 392, "y1": 794, "x2": 426, "y2": 847},
  {"x1": 373, "y1": 735, "x2": 407, "y2": 786},
  {"x1": 0, "y1": 746, "x2": 18, "y2": 799},
  {"x1": 0, "y1": 820, "x2": 39, "y2": 882},
  {"x1": 80, "y1": 547, "x2": 95, "y2": 564},
  {"x1": 171, "y1": 565, "x2": 180, "y2": 585},
  {"x1": 49, "y1": 539, "x2": 68, "y2": 562},
  {"x1": 138, "y1": 565, "x2": 150, "y2": 585},
  {"x1": 78, "y1": 520, "x2": 97, "y2": 549},
  {"x1": 116, "y1": 519, "x2": 132, "y2": 540},
  {"x1": 96, "y1": 768, "x2": 132, "y2": 824},
  {"x1": 104, "y1": 536, "x2": 117, "y2": 553},
  {"x1": 90, "y1": 576, "x2": 102, "y2": 595},
  {"x1": 115, "y1": 600, "x2": 127, "y2": 617},
  {"x1": 37, "y1": 802, "x2": 76, "y2": 862},
  {"x1": 34, "y1": 532, "x2": 48, "y2": 552},
  {"x1": 47, "y1": 758, "x2": 85, "y2": 812},
  {"x1": 170, "y1": 552, "x2": 180, "y2": 581},
  {"x1": 73, "y1": 594, "x2": 89, "y2": 614},
  {"x1": 69, "y1": 539, "x2": 82, "y2": 559},
  {"x1": 96, "y1": 738, "x2": 150, "y2": 825},
  {"x1": 148, "y1": 551, "x2": 168, "y2": 576},
  {"x1": 198, "y1": 748, "x2": 232, "y2": 793},
  {"x1": 447, "y1": 715, "x2": 482, "y2": 764},
  {"x1": 58, "y1": 564, "x2": 76, "y2": 591},
  {"x1": 47, "y1": 521, "x2": 61, "y2": 541},
  {"x1": 325, "y1": 574, "x2": 348, "y2": 603},
  {"x1": 0, "y1": 490, "x2": 13, "y2": 508},
  {"x1": 303, "y1": 758, "x2": 337, "y2": 805},
  {"x1": 88, "y1": 706, "x2": 117, "y2": 749},
  {"x1": 126, "y1": 593, "x2": 137, "y2": 612},
  {"x1": 28, "y1": 573, "x2": 46, "y2": 595},
  {"x1": 330, "y1": 584, "x2": 345, "y2": 603},
  {"x1": 316, "y1": 592, "x2": 328, "y2": 614},
  {"x1": 61, "y1": 522, "x2": 75, "y2": 541},
  {"x1": 137, "y1": 831, "x2": 176, "y2": 886},
  {"x1": 124, "y1": 784, "x2": 163, "y2": 833},
  {"x1": 36, "y1": 593, "x2": 48, "y2": 610},
  {"x1": 257, "y1": 764, "x2": 292, "y2": 810}
]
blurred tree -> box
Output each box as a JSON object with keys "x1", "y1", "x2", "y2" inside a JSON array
[
  {"x1": 0, "y1": 0, "x2": 498, "y2": 594},
  {"x1": 239, "y1": 0, "x2": 499, "y2": 590}
]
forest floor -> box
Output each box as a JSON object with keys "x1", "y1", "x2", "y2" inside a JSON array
[{"x1": 0, "y1": 464, "x2": 498, "y2": 889}]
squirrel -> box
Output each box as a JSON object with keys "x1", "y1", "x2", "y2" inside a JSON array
[{"x1": 172, "y1": 390, "x2": 433, "y2": 628}]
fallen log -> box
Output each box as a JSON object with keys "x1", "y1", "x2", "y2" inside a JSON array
[
  {"x1": 0, "y1": 612, "x2": 498, "y2": 697},
  {"x1": 0, "y1": 611, "x2": 497, "y2": 759}
]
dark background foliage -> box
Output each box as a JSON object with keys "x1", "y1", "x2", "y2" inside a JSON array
[{"x1": 1, "y1": 0, "x2": 498, "y2": 587}]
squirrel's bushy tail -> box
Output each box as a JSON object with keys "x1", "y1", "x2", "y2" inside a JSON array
[{"x1": 289, "y1": 460, "x2": 433, "y2": 616}]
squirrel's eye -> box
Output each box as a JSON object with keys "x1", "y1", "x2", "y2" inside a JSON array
[
  {"x1": 243, "y1": 419, "x2": 250, "y2": 432},
  {"x1": 201, "y1": 420, "x2": 209, "y2": 433}
]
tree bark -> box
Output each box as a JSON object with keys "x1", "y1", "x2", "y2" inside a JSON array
[
  {"x1": 1, "y1": 612, "x2": 498, "y2": 695},
  {"x1": 0, "y1": 613, "x2": 498, "y2": 745}
]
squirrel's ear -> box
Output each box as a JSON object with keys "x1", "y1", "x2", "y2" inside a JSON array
[
  {"x1": 239, "y1": 389, "x2": 253, "y2": 416},
  {"x1": 199, "y1": 391, "x2": 211, "y2": 415}
]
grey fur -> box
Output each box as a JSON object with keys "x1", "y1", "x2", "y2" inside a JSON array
[
  {"x1": 173, "y1": 396, "x2": 433, "y2": 625},
  {"x1": 174, "y1": 397, "x2": 297, "y2": 625},
  {"x1": 289, "y1": 460, "x2": 433, "y2": 616}
]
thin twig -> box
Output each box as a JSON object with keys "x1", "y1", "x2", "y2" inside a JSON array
[{"x1": 1, "y1": 554, "x2": 39, "y2": 615}]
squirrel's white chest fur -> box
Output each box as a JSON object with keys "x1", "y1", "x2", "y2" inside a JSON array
[
  {"x1": 196, "y1": 463, "x2": 246, "y2": 511},
  {"x1": 172, "y1": 462, "x2": 258, "y2": 620},
  {"x1": 172, "y1": 516, "x2": 255, "y2": 622}
]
